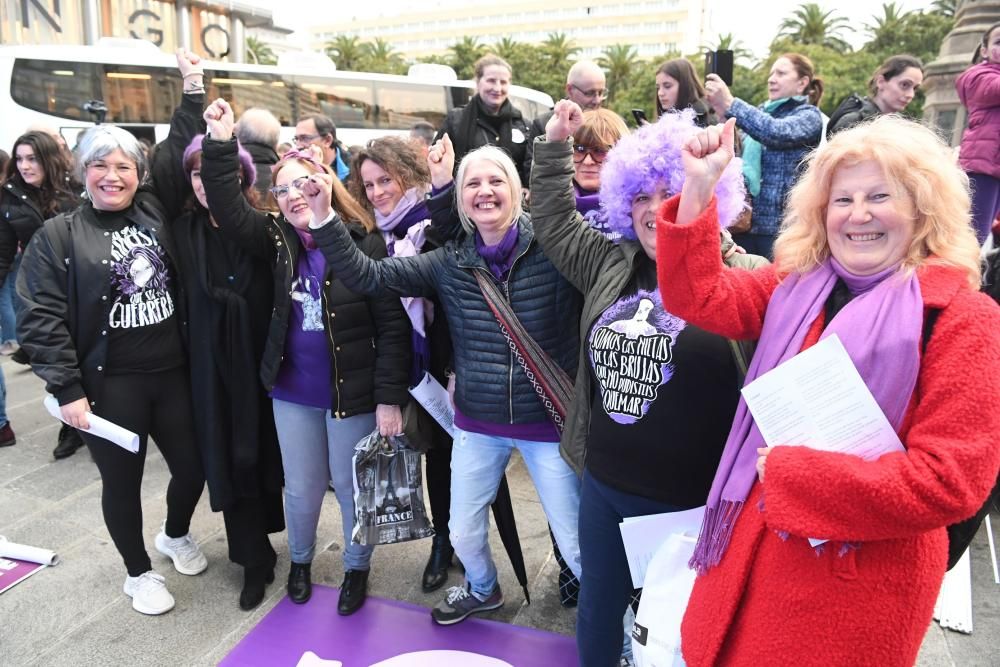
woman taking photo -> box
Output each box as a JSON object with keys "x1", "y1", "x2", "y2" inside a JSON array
[
  {"x1": 656, "y1": 115, "x2": 1000, "y2": 666},
  {"x1": 654, "y1": 58, "x2": 719, "y2": 127},
  {"x1": 347, "y1": 136, "x2": 457, "y2": 593},
  {"x1": 532, "y1": 101, "x2": 763, "y2": 666},
  {"x1": 199, "y1": 98, "x2": 411, "y2": 617},
  {"x1": 826, "y1": 55, "x2": 924, "y2": 136},
  {"x1": 0, "y1": 130, "x2": 85, "y2": 459},
  {"x1": 306, "y1": 140, "x2": 583, "y2": 627},
  {"x1": 704, "y1": 53, "x2": 824, "y2": 258},
  {"x1": 436, "y1": 54, "x2": 530, "y2": 186}
]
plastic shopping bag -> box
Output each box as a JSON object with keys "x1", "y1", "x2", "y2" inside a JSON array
[
  {"x1": 351, "y1": 429, "x2": 434, "y2": 546},
  {"x1": 631, "y1": 532, "x2": 698, "y2": 667}
]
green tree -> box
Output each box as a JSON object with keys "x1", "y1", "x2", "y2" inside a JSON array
[
  {"x1": 598, "y1": 44, "x2": 640, "y2": 103},
  {"x1": 864, "y1": 3, "x2": 912, "y2": 52},
  {"x1": 930, "y1": 0, "x2": 958, "y2": 18},
  {"x1": 447, "y1": 36, "x2": 487, "y2": 79},
  {"x1": 245, "y1": 36, "x2": 276, "y2": 66},
  {"x1": 362, "y1": 37, "x2": 406, "y2": 75},
  {"x1": 325, "y1": 35, "x2": 365, "y2": 71},
  {"x1": 704, "y1": 33, "x2": 754, "y2": 66},
  {"x1": 540, "y1": 32, "x2": 580, "y2": 67},
  {"x1": 778, "y1": 3, "x2": 853, "y2": 52}
]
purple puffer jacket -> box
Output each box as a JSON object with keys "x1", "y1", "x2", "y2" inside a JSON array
[{"x1": 956, "y1": 61, "x2": 1000, "y2": 180}]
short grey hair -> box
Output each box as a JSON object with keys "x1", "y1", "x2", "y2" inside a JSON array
[
  {"x1": 236, "y1": 107, "x2": 281, "y2": 148},
  {"x1": 75, "y1": 125, "x2": 148, "y2": 184},
  {"x1": 453, "y1": 145, "x2": 523, "y2": 235}
]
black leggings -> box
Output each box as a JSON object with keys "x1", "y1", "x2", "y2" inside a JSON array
[
  {"x1": 424, "y1": 423, "x2": 453, "y2": 535},
  {"x1": 81, "y1": 367, "x2": 205, "y2": 577}
]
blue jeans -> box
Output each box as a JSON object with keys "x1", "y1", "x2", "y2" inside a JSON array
[
  {"x1": 0, "y1": 365, "x2": 7, "y2": 426},
  {"x1": 0, "y1": 252, "x2": 21, "y2": 343},
  {"x1": 577, "y1": 470, "x2": 683, "y2": 667},
  {"x1": 272, "y1": 399, "x2": 376, "y2": 570},
  {"x1": 449, "y1": 427, "x2": 582, "y2": 598}
]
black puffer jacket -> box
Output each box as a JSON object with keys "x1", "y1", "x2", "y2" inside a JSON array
[
  {"x1": 199, "y1": 137, "x2": 411, "y2": 417},
  {"x1": 0, "y1": 180, "x2": 77, "y2": 287},
  {"x1": 311, "y1": 207, "x2": 582, "y2": 426}
]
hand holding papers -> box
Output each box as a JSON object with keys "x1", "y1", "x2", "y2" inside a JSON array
[
  {"x1": 620, "y1": 506, "x2": 705, "y2": 588},
  {"x1": 43, "y1": 395, "x2": 140, "y2": 453},
  {"x1": 408, "y1": 372, "x2": 456, "y2": 438},
  {"x1": 741, "y1": 335, "x2": 904, "y2": 460}
]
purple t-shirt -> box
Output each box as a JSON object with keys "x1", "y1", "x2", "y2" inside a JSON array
[{"x1": 271, "y1": 233, "x2": 332, "y2": 409}]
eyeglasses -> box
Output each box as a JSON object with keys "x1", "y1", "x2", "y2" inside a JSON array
[
  {"x1": 293, "y1": 133, "x2": 322, "y2": 144},
  {"x1": 570, "y1": 83, "x2": 608, "y2": 101},
  {"x1": 269, "y1": 176, "x2": 310, "y2": 199},
  {"x1": 572, "y1": 145, "x2": 610, "y2": 164},
  {"x1": 87, "y1": 161, "x2": 136, "y2": 177}
]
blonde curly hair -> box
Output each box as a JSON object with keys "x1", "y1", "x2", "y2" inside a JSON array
[{"x1": 774, "y1": 115, "x2": 981, "y2": 289}]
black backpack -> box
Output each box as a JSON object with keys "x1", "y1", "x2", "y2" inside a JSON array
[
  {"x1": 826, "y1": 94, "x2": 880, "y2": 139},
  {"x1": 923, "y1": 270, "x2": 1000, "y2": 569}
]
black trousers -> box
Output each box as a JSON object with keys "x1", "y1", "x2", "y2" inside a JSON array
[
  {"x1": 424, "y1": 422, "x2": 453, "y2": 536},
  {"x1": 222, "y1": 493, "x2": 281, "y2": 570},
  {"x1": 81, "y1": 367, "x2": 205, "y2": 577}
]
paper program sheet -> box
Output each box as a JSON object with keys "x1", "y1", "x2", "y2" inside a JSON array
[{"x1": 619, "y1": 506, "x2": 705, "y2": 588}]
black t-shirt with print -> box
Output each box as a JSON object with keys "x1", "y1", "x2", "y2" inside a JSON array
[
  {"x1": 92, "y1": 206, "x2": 185, "y2": 374},
  {"x1": 586, "y1": 260, "x2": 740, "y2": 507}
]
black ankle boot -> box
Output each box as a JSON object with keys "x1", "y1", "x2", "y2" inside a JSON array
[
  {"x1": 422, "y1": 534, "x2": 454, "y2": 593},
  {"x1": 337, "y1": 569, "x2": 369, "y2": 616},
  {"x1": 240, "y1": 564, "x2": 275, "y2": 611},
  {"x1": 287, "y1": 562, "x2": 311, "y2": 604}
]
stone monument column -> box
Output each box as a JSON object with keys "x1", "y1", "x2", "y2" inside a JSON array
[{"x1": 922, "y1": 0, "x2": 1000, "y2": 146}]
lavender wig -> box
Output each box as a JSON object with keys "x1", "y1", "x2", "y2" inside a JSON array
[
  {"x1": 598, "y1": 109, "x2": 745, "y2": 240},
  {"x1": 182, "y1": 134, "x2": 256, "y2": 190}
]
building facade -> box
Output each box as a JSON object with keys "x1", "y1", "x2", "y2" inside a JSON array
[
  {"x1": 309, "y1": 0, "x2": 707, "y2": 61},
  {"x1": 0, "y1": 0, "x2": 287, "y2": 63}
]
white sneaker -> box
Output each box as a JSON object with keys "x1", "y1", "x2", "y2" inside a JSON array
[
  {"x1": 123, "y1": 571, "x2": 175, "y2": 615},
  {"x1": 155, "y1": 525, "x2": 208, "y2": 575}
]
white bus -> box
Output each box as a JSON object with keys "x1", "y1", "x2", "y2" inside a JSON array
[{"x1": 0, "y1": 42, "x2": 554, "y2": 153}]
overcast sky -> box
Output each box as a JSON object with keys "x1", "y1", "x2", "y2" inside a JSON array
[{"x1": 271, "y1": 0, "x2": 938, "y2": 59}]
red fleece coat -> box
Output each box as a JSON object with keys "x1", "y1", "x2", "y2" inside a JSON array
[{"x1": 655, "y1": 196, "x2": 1000, "y2": 667}]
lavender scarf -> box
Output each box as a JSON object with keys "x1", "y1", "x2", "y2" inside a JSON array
[
  {"x1": 375, "y1": 187, "x2": 434, "y2": 382},
  {"x1": 475, "y1": 223, "x2": 520, "y2": 281},
  {"x1": 690, "y1": 257, "x2": 923, "y2": 574}
]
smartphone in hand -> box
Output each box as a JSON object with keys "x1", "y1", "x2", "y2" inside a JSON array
[{"x1": 631, "y1": 108, "x2": 649, "y2": 125}]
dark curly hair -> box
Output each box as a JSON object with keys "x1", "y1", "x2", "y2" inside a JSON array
[{"x1": 348, "y1": 136, "x2": 431, "y2": 218}]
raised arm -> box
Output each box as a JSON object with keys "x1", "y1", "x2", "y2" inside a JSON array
[
  {"x1": 146, "y1": 49, "x2": 208, "y2": 221},
  {"x1": 426, "y1": 134, "x2": 464, "y2": 243},
  {"x1": 530, "y1": 100, "x2": 615, "y2": 293},
  {"x1": 762, "y1": 293, "x2": 1000, "y2": 542},
  {"x1": 300, "y1": 171, "x2": 443, "y2": 299},
  {"x1": 657, "y1": 118, "x2": 777, "y2": 340},
  {"x1": 200, "y1": 98, "x2": 274, "y2": 259}
]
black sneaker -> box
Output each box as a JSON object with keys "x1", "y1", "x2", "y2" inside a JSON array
[
  {"x1": 53, "y1": 424, "x2": 85, "y2": 460},
  {"x1": 0, "y1": 422, "x2": 15, "y2": 447},
  {"x1": 431, "y1": 583, "x2": 503, "y2": 625},
  {"x1": 10, "y1": 348, "x2": 29, "y2": 365}
]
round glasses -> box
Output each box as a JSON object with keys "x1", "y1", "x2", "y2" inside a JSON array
[{"x1": 269, "y1": 176, "x2": 310, "y2": 199}]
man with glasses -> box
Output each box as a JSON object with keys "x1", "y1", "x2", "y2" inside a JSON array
[
  {"x1": 527, "y1": 61, "x2": 610, "y2": 184},
  {"x1": 293, "y1": 114, "x2": 352, "y2": 183}
]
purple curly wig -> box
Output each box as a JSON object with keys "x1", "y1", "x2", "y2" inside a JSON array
[{"x1": 598, "y1": 109, "x2": 745, "y2": 240}]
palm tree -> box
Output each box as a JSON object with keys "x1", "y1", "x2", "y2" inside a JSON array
[
  {"x1": 930, "y1": 0, "x2": 958, "y2": 18},
  {"x1": 245, "y1": 36, "x2": 276, "y2": 66},
  {"x1": 703, "y1": 33, "x2": 754, "y2": 65},
  {"x1": 448, "y1": 36, "x2": 487, "y2": 79},
  {"x1": 778, "y1": 3, "x2": 853, "y2": 52},
  {"x1": 598, "y1": 44, "x2": 639, "y2": 102},
  {"x1": 864, "y1": 3, "x2": 912, "y2": 51},
  {"x1": 540, "y1": 32, "x2": 580, "y2": 68},
  {"x1": 363, "y1": 38, "x2": 405, "y2": 74},
  {"x1": 491, "y1": 37, "x2": 523, "y2": 61},
  {"x1": 325, "y1": 35, "x2": 365, "y2": 71}
]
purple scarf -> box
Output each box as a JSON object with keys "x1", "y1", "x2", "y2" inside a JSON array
[
  {"x1": 375, "y1": 188, "x2": 434, "y2": 383},
  {"x1": 690, "y1": 257, "x2": 923, "y2": 574},
  {"x1": 575, "y1": 182, "x2": 620, "y2": 242},
  {"x1": 475, "y1": 223, "x2": 520, "y2": 281}
]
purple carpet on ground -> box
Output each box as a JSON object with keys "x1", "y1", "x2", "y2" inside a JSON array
[{"x1": 221, "y1": 584, "x2": 578, "y2": 667}]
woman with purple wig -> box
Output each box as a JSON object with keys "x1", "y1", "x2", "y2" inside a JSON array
[{"x1": 530, "y1": 100, "x2": 766, "y2": 665}]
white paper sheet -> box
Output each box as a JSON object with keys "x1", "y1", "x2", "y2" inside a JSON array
[
  {"x1": 408, "y1": 372, "x2": 456, "y2": 438},
  {"x1": 43, "y1": 395, "x2": 140, "y2": 453},
  {"x1": 0, "y1": 536, "x2": 59, "y2": 565},
  {"x1": 741, "y1": 335, "x2": 904, "y2": 460},
  {"x1": 619, "y1": 506, "x2": 705, "y2": 588}
]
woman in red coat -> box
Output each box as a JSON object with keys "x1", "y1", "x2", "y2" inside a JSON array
[{"x1": 655, "y1": 115, "x2": 1000, "y2": 666}]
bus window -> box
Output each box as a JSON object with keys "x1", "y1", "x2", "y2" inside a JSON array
[
  {"x1": 206, "y1": 71, "x2": 294, "y2": 126},
  {"x1": 292, "y1": 78, "x2": 375, "y2": 129},
  {"x1": 447, "y1": 85, "x2": 473, "y2": 111},
  {"x1": 12, "y1": 59, "x2": 101, "y2": 121},
  {"x1": 102, "y1": 65, "x2": 180, "y2": 124},
  {"x1": 508, "y1": 95, "x2": 542, "y2": 122},
  {"x1": 374, "y1": 81, "x2": 447, "y2": 130}
]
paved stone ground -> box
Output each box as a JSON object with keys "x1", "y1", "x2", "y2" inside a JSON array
[{"x1": 0, "y1": 356, "x2": 996, "y2": 666}]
